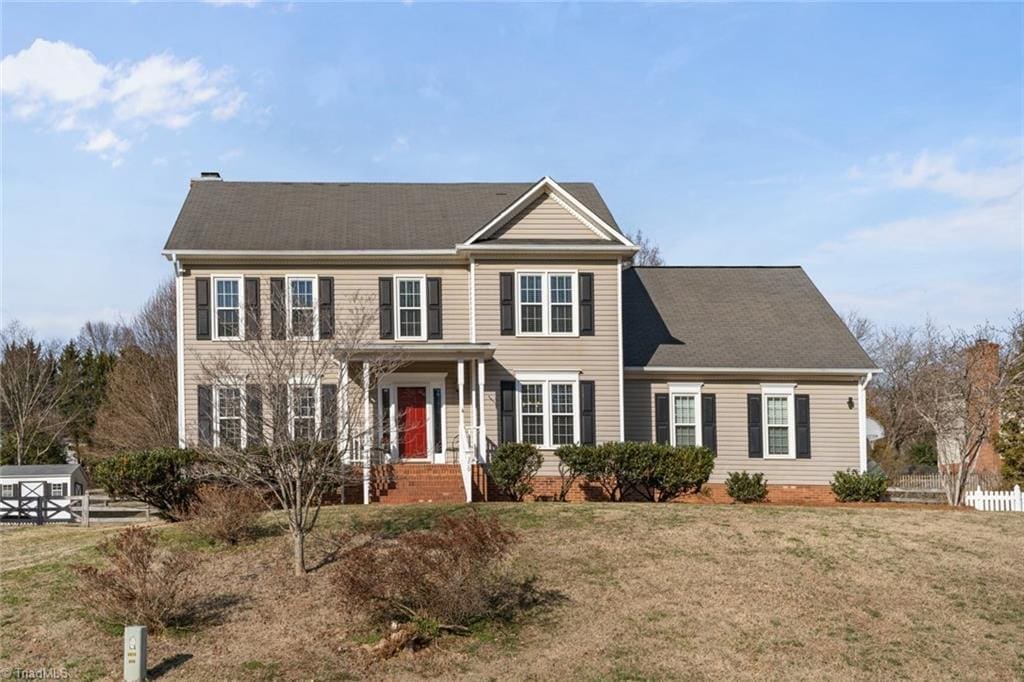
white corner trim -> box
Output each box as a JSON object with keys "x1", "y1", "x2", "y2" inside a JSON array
[
  {"x1": 173, "y1": 257, "x2": 186, "y2": 448},
  {"x1": 858, "y1": 372, "x2": 874, "y2": 473},
  {"x1": 617, "y1": 257, "x2": 624, "y2": 441},
  {"x1": 469, "y1": 257, "x2": 477, "y2": 343}
]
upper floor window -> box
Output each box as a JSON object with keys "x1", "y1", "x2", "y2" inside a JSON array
[
  {"x1": 517, "y1": 271, "x2": 577, "y2": 336},
  {"x1": 289, "y1": 277, "x2": 316, "y2": 338},
  {"x1": 396, "y1": 276, "x2": 426, "y2": 340},
  {"x1": 214, "y1": 277, "x2": 242, "y2": 340},
  {"x1": 762, "y1": 384, "x2": 796, "y2": 459}
]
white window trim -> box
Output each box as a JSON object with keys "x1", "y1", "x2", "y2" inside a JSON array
[
  {"x1": 288, "y1": 378, "x2": 321, "y2": 440},
  {"x1": 761, "y1": 383, "x2": 796, "y2": 459},
  {"x1": 213, "y1": 382, "x2": 247, "y2": 449},
  {"x1": 393, "y1": 274, "x2": 428, "y2": 341},
  {"x1": 1, "y1": 483, "x2": 15, "y2": 498},
  {"x1": 212, "y1": 275, "x2": 244, "y2": 341},
  {"x1": 378, "y1": 373, "x2": 447, "y2": 464},
  {"x1": 668, "y1": 382, "x2": 703, "y2": 447},
  {"x1": 515, "y1": 270, "x2": 579, "y2": 337},
  {"x1": 515, "y1": 371, "x2": 581, "y2": 448},
  {"x1": 286, "y1": 274, "x2": 319, "y2": 341}
]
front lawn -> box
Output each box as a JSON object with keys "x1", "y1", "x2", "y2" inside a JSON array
[{"x1": 2, "y1": 503, "x2": 1022, "y2": 680}]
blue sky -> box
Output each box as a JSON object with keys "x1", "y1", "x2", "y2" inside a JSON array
[{"x1": 2, "y1": 2, "x2": 1021, "y2": 340}]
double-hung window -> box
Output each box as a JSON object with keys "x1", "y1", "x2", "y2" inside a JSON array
[
  {"x1": 762, "y1": 384, "x2": 796, "y2": 458},
  {"x1": 291, "y1": 384, "x2": 318, "y2": 441},
  {"x1": 289, "y1": 277, "x2": 316, "y2": 338},
  {"x1": 395, "y1": 276, "x2": 426, "y2": 340},
  {"x1": 669, "y1": 383, "x2": 702, "y2": 447},
  {"x1": 214, "y1": 277, "x2": 242, "y2": 340},
  {"x1": 517, "y1": 373, "x2": 579, "y2": 447},
  {"x1": 516, "y1": 272, "x2": 577, "y2": 336},
  {"x1": 215, "y1": 386, "x2": 244, "y2": 449}
]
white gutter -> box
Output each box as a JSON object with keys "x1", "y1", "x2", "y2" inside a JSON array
[
  {"x1": 172, "y1": 255, "x2": 186, "y2": 448},
  {"x1": 624, "y1": 366, "x2": 879, "y2": 375},
  {"x1": 456, "y1": 243, "x2": 637, "y2": 253},
  {"x1": 163, "y1": 248, "x2": 458, "y2": 259}
]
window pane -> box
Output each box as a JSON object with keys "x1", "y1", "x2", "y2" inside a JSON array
[
  {"x1": 550, "y1": 305, "x2": 573, "y2": 333},
  {"x1": 521, "y1": 384, "x2": 544, "y2": 413},
  {"x1": 768, "y1": 426, "x2": 789, "y2": 455},
  {"x1": 291, "y1": 279, "x2": 314, "y2": 307},
  {"x1": 217, "y1": 309, "x2": 240, "y2": 338},
  {"x1": 767, "y1": 397, "x2": 788, "y2": 426},
  {"x1": 294, "y1": 418, "x2": 315, "y2": 441},
  {"x1": 521, "y1": 304, "x2": 543, "y2": 333},
  {"x1": 674, "y1": 395, "x2": 695, "y2": 425},
  {"x1": 549, "y1": 275, "x2": 573, "y2": 304},
  {"x1": 398, "y1": 279, "x2": 421, "y2": 307},
  {"x1": 291, "y1": 309, "x2": 314, "y2": 337},
  {"x1": 519, "y1": 275, "x2": 542, "y2": 303},
  {"x1": 219, "y1": 388, "x2": 241, "y2": 416},
  {"x1": 552, "y1": 415, "x2": 574, "y2": 444},
  {"x1": 675, "y1": 425, "x2": 696, "y2": 447},
  {"x1": 216, "y1": 279, "x2": 239, "y2": 307},
  {"x1": 551, "y1": 383, "x2": 573, "y2": 414},
  {"x1": 522, "y1": 416, "x2": 544, "y2": 444},
  {"x1": 294, "y1": 386, "x2": 316, "y2": 417},
  {"x1": 399, "y1": 309, "x2": 422, "y2": 337}
]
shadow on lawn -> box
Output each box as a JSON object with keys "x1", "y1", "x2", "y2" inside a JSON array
[{"x1": 148, "y1": 653, "x2": 193, "y2": 679}]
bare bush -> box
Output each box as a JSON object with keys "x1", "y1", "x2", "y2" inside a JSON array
[
  {"x1": 333, "y1": 514, "x2": 522, "y2": 642},
  {"x1": 73, "y1": 526, "x2": 195, "y2": 633},
  {"x1": 188, "y1": 485, "x2": 265, "y2": 545}
]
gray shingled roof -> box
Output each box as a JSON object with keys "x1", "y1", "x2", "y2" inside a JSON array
[
  {"x1": 622, "y1": 267, "x2": 877, "y2": 370},
  {"x1": 164, "y1": 181, "x2": 620, "y2": 251},
  {"x1": 0, "y1": 464, "x2": 81, "y2": 477}
]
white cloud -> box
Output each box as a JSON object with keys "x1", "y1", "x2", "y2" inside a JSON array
[
  {"x1": 218, "y1": 148, "x2": 244, "y2": 161},
  {"x1": 1, "y1": 38, "x2": 248, "y2": 165},
  {"x1": 202, "y1": 0, "x2": 260, "y2": 6}
]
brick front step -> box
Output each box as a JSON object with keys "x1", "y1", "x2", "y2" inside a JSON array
[{"x1": 371, "y1": 464, "x2": 466, "y2": 504}]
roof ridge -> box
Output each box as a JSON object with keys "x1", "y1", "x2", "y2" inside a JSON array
[{"x1": 632, "y1": 265, "x2": 804, "y2": 269}]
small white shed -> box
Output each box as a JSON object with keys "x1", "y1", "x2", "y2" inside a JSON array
[{"x1": 0, "y1": 464, "x2": 88, "y2": 523}]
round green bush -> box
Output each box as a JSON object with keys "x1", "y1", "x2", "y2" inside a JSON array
[
  {"x1": 490, "y1": 442, "x2": 543, "y2": 501},
  {"x1": 725, "y1": 471, "x2": 768, "y2": 503},
  {"x1": 830, "y1": 469, "x2": 889, "y2": 502},
  {"x1": 91, "y1": 448, "x2": 200, "y2": 520}
]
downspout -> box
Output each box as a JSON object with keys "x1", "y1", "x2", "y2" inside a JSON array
[
  {"x1": 858, "y1": 372, "x2": 874, "y2": 473},
  {"x1": 172, "y1": 255, "x2": 186, "y2": 449}
]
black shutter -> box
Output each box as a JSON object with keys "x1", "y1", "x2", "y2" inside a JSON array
[
  {"x1": 245, "y1": 277, "x2": 261, "y2": 340},
  {"x1": 321, "y1": 383, "x2": 338, "y2": 441},
  {"x1": 580, "y1": 380, "x2": 596, "y2": 445},
  {"x1": 654, "y1": 393, "x2": 669, "y2": 444},
  {"x1": 427, "y1": 277, "x2": 443, "y2": 339},
  {"x1": 378, "y1": 277, "x2": 394, "y2": 339},
  {"x1": 318, "y1": 277, "x2": 335, "y2": 339},
  {"x1": 198, "y1": 385, "x2": 213, "y2": 446},
  {"x1": 747, "y1": 394, "x2": 763, "y2": 458},
  {"x1": 499, "y1": 380, "x2": 517, "y2": 443},
  {"x1": 795, "y1": 394, "x2": 811, "y2": 459},
  {"x1": 270, "y1": 278, "x2": 286, "y2": 340},
  {"x1": 499, "y1": 272, "x2": 515, "y2": 336},
  {"x1": 196, "y1": 278, "x2": 211, "y2": 340},
  {"x1": 702, "y1": 394, "x2": 717, "y2": 452},
  {"x1": 246, "y1": 384, "x2": 263, "y2": 446},
  {"x1": 579, "y1": 272, "x2": 594, "y2": 336}
]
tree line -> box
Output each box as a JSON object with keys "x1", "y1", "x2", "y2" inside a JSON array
[{"x1": 0, "y1": 279, "x2": 178, "y2": 466}]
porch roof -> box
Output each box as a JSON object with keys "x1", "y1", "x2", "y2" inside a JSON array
[{"x1": 346, "y1": 342, "x2": 495, "y2": 361}]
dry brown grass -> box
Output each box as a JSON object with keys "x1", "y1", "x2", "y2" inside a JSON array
[{"x1": 2, "y1": 503, "x2": 1022, "y2": 681}]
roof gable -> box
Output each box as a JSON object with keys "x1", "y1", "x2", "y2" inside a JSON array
[{"x1": 484, "y1": 192, "x2": 611, "y2": 243}]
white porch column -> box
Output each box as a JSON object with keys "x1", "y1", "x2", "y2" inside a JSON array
[
  {"x1": 457, "y1": 360, "x2": 467, "y2": 456},
  {"x1": 362, "y1": 362, "x2": 371, "y2": 505},
  {"x1": 476, "y1": 359, "x2": 487, "y2": 462},
  {"x1": 470, "y1": 360, "x2": 477, "y2": 457},
  {"x1": 339, "y1": 362, "x2": 350, "y2": 461}
]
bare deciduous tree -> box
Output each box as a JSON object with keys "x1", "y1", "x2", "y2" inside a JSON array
[
  {"x1": 90, "y1": 279, "x2": 178, "y2": 454},
  {"x1": 627, "y1": 229, "x2": 665, "y2": 267},
  {"x1": 0, "y1": 322, "x2": 83, "y2": 465},
  {"x1": 194, "y1": 293, "x2": 405, "y2": 576},
  {"x1": 909, "y1": 321, "x2": 1022, "y2": 505},
  {"x1": 77, "y1": 320, "x2": 129, "y2": 356},
  {"x1": 842, "y1": 310, "x2": 876, "y2": 350}
]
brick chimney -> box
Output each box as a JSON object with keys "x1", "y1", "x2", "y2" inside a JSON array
[{"x1": 967, "y1": 340, "x2": 1001, "y2": 474}]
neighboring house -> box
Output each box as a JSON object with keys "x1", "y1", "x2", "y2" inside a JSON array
[
  {"x1": 0, "y1": 464, "x2": 87, "y2": 522},
  {"x1": 937, "y1": 340, "x2": 1002, "y2": 474},
  {"x1": 164, "y1": 174, "x2": 877, "y2": 503}
]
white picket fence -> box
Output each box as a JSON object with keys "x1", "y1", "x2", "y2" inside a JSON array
[{"x1": 965, "y1": 485, "x2": 1023, "y2": 513}]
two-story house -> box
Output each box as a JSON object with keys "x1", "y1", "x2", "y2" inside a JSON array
[{"x1": 164, "y1": 175, "x2": 877, "y2": 504}]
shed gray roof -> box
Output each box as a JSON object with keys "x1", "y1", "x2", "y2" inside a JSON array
[
  {"x1": 164, "y1": 181, "x2": 620, "y2": 252},
  {"x1": 622, "y1": 267, "x2": 877, "y2": 371},
  {"x1": 0, "y1": 464, "x2": 81, "y2": 477}
]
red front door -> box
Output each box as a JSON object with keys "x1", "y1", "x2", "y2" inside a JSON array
[{"x1": 397, "y1": 387, "x2": 428, "y2": 459}]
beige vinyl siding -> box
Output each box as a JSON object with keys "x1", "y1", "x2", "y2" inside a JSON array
[
  {"x1": 474, "y1": 258, "x2": 622, "y2": 476},
  {"x1": 624, "y1": 376, "x2": 861, "y2": 485},
  {"x1": 180, "y1": 264, "x2": 470, "y2": 445},
  {"x1": 488, "y1": 193, "x2": 610, "y2": 242}
]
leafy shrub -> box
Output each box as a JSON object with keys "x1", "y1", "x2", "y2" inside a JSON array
[
  {"x1": 576, "y1": 442, "x2": 715, "y2": 502},
  {"x1": 333, "y1": 514, "x2": 528, "y2": 648},
  {"x1": 188, "y1": 485, "x2": 265, "y2": 545},
  {"x1": 554, "y1": 444, "x2": 597, "y2": 501},
  {"x1": 830, "y1": 469, "x2": 889, "y2": 502},
  {"x1": 91, "y1": 448, "x2": 199, "y2": 520},
  {"x1": 725, "y1": 471, "x2": 768, "y2": 503},
  {"x1": 490, "y1": 442, "x2": 543, "y2": 501},
  {"x1": 73, "y1": 526, "x2": 196, "y2": 633}
]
